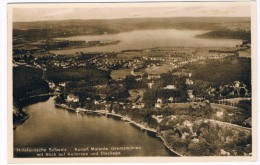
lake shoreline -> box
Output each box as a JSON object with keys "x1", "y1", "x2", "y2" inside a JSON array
[
  {"x1": 13, "y1": 114, "x2": 30, "y2": 129},
  {"x1": 55, "y1": 103, "x2": 183, "y2": 157},
  {"x1": 50, "y1": 29, "x2": 242, "y2": 55},
  {"x1": 13, "y1": 93, "x2": 54, "y2": 128},
  {"x1": 14, "y1": 97, "x2": 181, "y2": 157}
]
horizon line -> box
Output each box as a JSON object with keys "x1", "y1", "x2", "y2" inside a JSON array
[{"x1": 13, "y1": 16, "x2": 251, "y2": 23}]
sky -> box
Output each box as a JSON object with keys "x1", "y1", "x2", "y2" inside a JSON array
[{"x1": 12, "y1": 3, "x2": 251, "y2": 22}]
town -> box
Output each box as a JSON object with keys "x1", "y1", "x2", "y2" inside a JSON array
[{"x1": 13, "y1": 36, "x2": 252, "y2": 156}]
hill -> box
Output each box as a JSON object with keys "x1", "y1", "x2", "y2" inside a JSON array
[{"x1": 13, "y1": 17, "x2": 250, "y2": 40}]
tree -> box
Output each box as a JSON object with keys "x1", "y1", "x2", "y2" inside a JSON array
[
  {"x1": 237, "y1": 100, "x2": 251, "y2": 116},
  {"x1": 123, "y1": 75, "x2": 145, "y2": 89},
  {"x1": 106, "y1": 85, "x2": 130, "y2": 101},
  {"x1": 13, "y1": 66, "x2": 50, "y2": 101},
  {"x1": 179, "y1": 91, "x2": 188, "y2": 102},
  {"x1": 239, "y1": 88, "x2": 247, "y2": 97},
  {"x1": 143, "y1": 89, "x2": 157, "y2": 107},
  {"x1": 188, "y1": 140, "x2": 209, "y2": 156},
  {"x1": 191, "y1": 80, "x2": 209, "y2": 98}
]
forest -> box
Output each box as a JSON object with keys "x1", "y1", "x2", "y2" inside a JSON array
[
  {"x1": 45, "y1": 66, "x2": 111, "y2": 84},
  {"x1": 13, "y1": 66, "x2": 50, "y2": 102}
]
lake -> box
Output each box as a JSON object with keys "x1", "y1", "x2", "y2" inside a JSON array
[
  {"x1": 52, "y1": 29, "x2": 242, "y2": 54},
  {"x1": 14, "y1": 97, "x2": 175, "y2": 157}
]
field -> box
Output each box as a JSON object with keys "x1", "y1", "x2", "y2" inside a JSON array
[
  {"x1": 111, "y1": 69, "x2": 132, "y2": 80},
  {"x1": 239, "y1": 50, "x2": 251, "y2": 58},
  {"x1": 146, "y1": 63, "x2": 175, "y2": 75},
  {"x1": 220, "y1": 98, "x2": 251, "y2": 104}
]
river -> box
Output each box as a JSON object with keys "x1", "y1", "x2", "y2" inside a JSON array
[
  {"x1": 52, "y1": 29, "x2": 242, "y2": 54},
  {"x1": 14, "y1": 97, "x2": 176, "y2": 157}
]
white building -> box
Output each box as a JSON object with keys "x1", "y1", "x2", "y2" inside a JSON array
[
  {"x1": 164, "y1": 85, "x2": 176, "y2": 90},
  {"x1": 187, "y1": 90, "x2": 194, "y2": 99},
  {"x1": 48, "y1": 82, "x2": 56, "y2": 89},
  {"x1": 147, "y1": 81, "x2": 154, "y2": 89},
  {"x1": 59, "y1": 82, "x2": 66, "y2": 87},
  {"x1": 67, "y1": 94, "x2": 79, "y2": 102},
  {"x1": 186, "y1": 79, "x2": 194, "y2": 85},
  {"x1": 168, "y1": 97, "x2": 174, "y2": 102},
  {"x1": 157, "y1": 98, "x2": 163, "y2": 103}
]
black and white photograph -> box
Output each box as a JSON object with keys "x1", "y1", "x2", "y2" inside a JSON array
[{"x1": 8, "y1": 1, "x2": 257, "y2": 163}]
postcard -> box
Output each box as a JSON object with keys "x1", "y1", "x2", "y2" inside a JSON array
[{"x1": 8, "y1": 1, "x2": 257, "y2": 163}]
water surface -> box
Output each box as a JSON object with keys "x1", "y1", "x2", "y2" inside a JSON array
[
  {"x1": 14, "y1": 97, "x2": 174, "y2": 157},
  {"x1": 52, "y1": 29, "x2": 242, "y2": 54}
]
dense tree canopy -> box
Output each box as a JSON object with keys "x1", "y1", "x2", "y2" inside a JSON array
[{"x1": 13, "y1": 66, "x2": 50, "y2": 101}]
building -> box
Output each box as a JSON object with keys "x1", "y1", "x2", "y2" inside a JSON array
[
  {"x1": 157, "y1": 98, "x2": 163, "y2": 103},
  {"x1": 59, "y1": 82, "x2": 66, "y2": 87},
  {"x1": 55, "y1": 86, "x2": 61, "y2": 92},
  {"x1": 168, "y1": 97, "x2": 174, "y2": 103},
  {"x1": 147, "y1": 81, "x2": 154, "y2": 89},
  {"x1": 185, "y1": 79, "x2": 194, "y2": 85},
  {"x1": 66, "y1": 94, "x2": 79, "y2": 102},
  {"x1": 155, "y1": 103, "x2": 162, "y2": 108},
  {"x1": 132, "y1": 103, "x2": 145, "y2": 109},
  {"x1": 164, "y1": 85, "x2": 176, "y2": 90},
  {"x1": 48, "y1": 82, "x2": 56, "y2": 89},
  {"x1": 234, "y1": 81, "x2": 240, "y2": 88},
  {"x1": 155, "y1": 98, "x2": 163, "y2": 108},
  {"x1": 187, "y1": 90, "x2": 194, "y2": 99},
  {"x1": 188, "y1": 73, "x2": 192, "y2": 77},
  {"x1": 94, "y1": 100, "x2": 100, "y2": 105},
  {"x1": 207, "y1": 87, "x2": 217, "y2": 96},
  {"x1": 152, "y1": 115, "x2": 163, "y2": 123}
]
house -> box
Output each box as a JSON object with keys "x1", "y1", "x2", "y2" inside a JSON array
[
  {"x1": 216, "y1": 111, "x2": 224, "y2": 117},
  {"x1": 59, "y1": 82, "x2": 66, "y2": 87},
  {"x1": 234, "y1": 81, "x2": 240, "y2": 88},
  {"x1": 207, "y1": 87, "x2": 217, "y2": 96},
  {"x1": 147, "y1": 81, "x2": 154, "y2": 89},
  {"x1": 48, "y1": 82, "x2": 56, "y2": 89},
  {"x1": 131, "y1": 70, "x2": 135, "y2": 75},
  {"x1": 192, "y1": 138, "x2": 199, "y2": 143},
  {"x1": 155, "y1": 103, "x2": 162, "y2": 108},
  {"x1": 183, "y1": 120, "x2": 192, "y2": 128},
  {"x1": 94, "y1": 100, "x2": 99, "y2": 105},
  {"x1": 168, "y1": 97, "x2": 174, "y2": 103},
  {"x1": 164, "y1": 85, "x2": 176, "y2": 90},
  {"x1": 170, "y1": 115, "x2": 177, "y2": 120},
  {"x1": 187, "y1": 90, "x2": 194, "y2": 99},
  {"x1": 135, "y1": 75, "x2": 142, "y2": 81},
  {"x1": 66, "y1": 94, "x2": 79, "y2": 102},
  {"x1": 220, "y1": 149, "x2": 231, "y2": 156},
  {"x1": 132, "y1": 103, "x2": 145, "y2": 109},
  {"x1": 152, "y1": 115, "x2": 163, "y2": 123},
  {"x1": 155, "y1": 98, "x2": 163, "y2": 108},
  {"x1": 181, "y1": 132, "x2": 189, "y2": 139},
  {"x1": 157, "y1": 98, "x2": 163, "y2": 103},
  {"x1": 185, "y1": 79, "x2": 194, "y2": 85},
  {"x1": 55, "y1": 87, "x2": 61, "y2": 92},
  {"x1": 105, "y1": 104, "x2": 114, "y2": 112}
]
